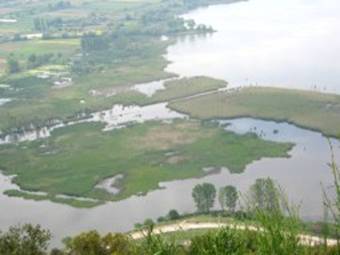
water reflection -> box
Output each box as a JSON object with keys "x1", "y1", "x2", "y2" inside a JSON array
[
  {"x1": 0, "y1": 98, "x2": 12, "y2": 106},
  {"x1": 0, "y1": 118, "x2": 339, "y2": 247},
  {"x1": 0, "y1": 103, "x2": 186, "y2": 144},
  {"x1": 166, "y1": 0, "x2": 340, "y2": 93},
  {"x1": 1, "y1": 0, "x2": 339, "y2": 247}
]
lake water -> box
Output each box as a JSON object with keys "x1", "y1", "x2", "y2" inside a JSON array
[
  {"x1": 0, "y1": 118, "x2": 339, "y2": 247},
  {"x1": 0, "y1": 103, "x2": 186, "y2": 144},
  {"x1": 0, "y1": 98, "x2": 12, "y2": 106},
  {"x1": 1, "y1": 0, "x2": 340, "y2": 247},
  {"x1": 166, "y1": 0, "x2": 340, "y2": 93}
]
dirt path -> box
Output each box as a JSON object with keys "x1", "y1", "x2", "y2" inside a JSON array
[{"x1": 130, "y1": 221, "x2": 338, "y2": 247}]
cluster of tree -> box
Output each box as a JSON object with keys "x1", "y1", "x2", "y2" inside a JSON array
[
  {"x1": 34, "y1": 18, "x2": 64, "y2": 33},
  {"x1": 1, "y1": 171, "x2": 340, "y2": 254},
  {"x1": 27, "y1": 53, "x2": 55, "y2": 69},
  {"x1": 6, "y1": 58, "x2": 21, "y2": 74},
  {"x1": 191, "y1": 178, "x2": 285, "y2": 214},
  {"x1": 1, "y1": 218, "x2": 339, "y2": 255},
  {"x1": 6, "y1": 52, "x2": 63, "y2": 74},
  {"x1": 135, "y1": 209, "x2": 181, "y2": 229},
  {"x1": 192, "y1": 183, "x2": 239, "y2": 213},
  {"x1": 34, "y1": 18, "x2": 50, "y2": 33},
  {"x1": 138, "y1": 178, "x2": 285, "y2": 230},
  {"x1": 66, "y1": 0, "x2": 224, "y2": 75},
  {"x1": 47, "y1": 1, "x2": 72, "y2": 12},
  {"x1": 80, "y1": 33, "x2": 109, "y2": 52},
  {"x1": 0, "y1": 224, "x2": 50, "y2": 255},
  {"x1": 73, "y1": 33, "x2": 162, "y2": 74}
]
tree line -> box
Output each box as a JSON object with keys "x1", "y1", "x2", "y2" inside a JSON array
[
  {"x1": 191, "y1": 178, "x2": 280, "y2": 214},
  {"x1": 1, "y1": 176, "x2": 339, "y2": 254},
  {"x1": 6, "y1": 53, "x2": 64, "y2": 74}
]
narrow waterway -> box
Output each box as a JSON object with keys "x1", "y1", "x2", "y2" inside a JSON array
[
  {"x1": 1, "y1": 118, "x2": 339, "y2": 247},
  {"x1": 0, "y1": 103, "x2": 186, "y2": 144},
  {"x1": 0, "y1": 0, "x2": 339, "y2": 248}
]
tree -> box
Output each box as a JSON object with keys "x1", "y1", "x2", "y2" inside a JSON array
[
  {"x1": 189, "y1": 227, "x2": 247, "y2": 255},
  {"x1": 219, "y1": 185, "x2": 238, "y2": 212},
  {"x1": 81, "y1": 33, "x2": 109, "y2": 52},
  {"x1": 143, "y1": 219, "x2": 154, "y2": 228},
  {"x1": 0, "y1": 224, "x2": 51, "y2": 255},
  {"x1": 64, "y1": 231, "x2": 135, "y2": 255},
  {"x1": 249, "y1": 178, "x2": 280, "y2": 212},
  {"x1": 50, "y1": 248, "x2": 65, "y2": 255},
  {"x1": 34, "y1": 18, "x2": 49, "y2": 33},
  {"x1": 167, "y1": 209, "x2": 180, "y2": 220},
  {"x1": 192, "y1": 183, "x2": 216, "y2": 213},
  {"x1": 7, "y1": 58, "x2": 20, "y2": 73}
]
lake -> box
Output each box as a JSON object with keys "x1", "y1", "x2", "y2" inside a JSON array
[
  {"x1": 1, "y1": 118, "x2": 339, "y2": 247},
  {"x1": 0, "y1": 0, "x2": 339, "y2": 247},
  {"x1": 166, "y1": 0, "x2": 340, "y2": 93}
]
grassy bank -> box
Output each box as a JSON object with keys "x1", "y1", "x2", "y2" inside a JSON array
[
  {"x1": 151, "y1": 76, "x2": 227, "y2": 102},
  {"x1": 0, "y1": 37, "x2": 173, "y2": 132},
  {"x1": 0, "y1": 75, "x2": 225, "y2": 132},
  {"x1": 169, "y1": 87, "x2": 340, "y2": 137},
  {"x1": 0, "y1": 119, "x2": 292, "y2": 207},
  {"x1": 0, "y1": 0, "x2": 237, "y2": 132}
]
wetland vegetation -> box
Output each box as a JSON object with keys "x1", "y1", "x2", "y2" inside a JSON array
[
  {"x1": 1, "y1": 0, "x2": 340, "y2": 251},
  {"x1": 170, "y1": 87, "x2": 340, "y2": 137},
  {"x1": 0, "y1": 120, "x2": 292, "y2": 207}
]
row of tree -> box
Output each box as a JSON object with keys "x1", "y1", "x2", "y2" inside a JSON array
[
  {"x1": 34, "y1": 18, "x2": 64, "y2": 33},
  {"x1": 48, "y1": 1, "x2": 72, "y2": 12},
  {"x1": 192, "y1": 178, "x2": 280, "y2": 214},
  {"x1": 1, "y1": 175, "x2": 338, "y2": 255},
  {"x1": 6, "y1": 53, "x2": 64, "y2": 74}
]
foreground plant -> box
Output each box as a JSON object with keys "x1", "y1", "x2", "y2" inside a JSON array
[
  {"x1": 0, "y1": 224, "x2": 51, "y2": 255},
  {"x1": 189, "y1": 227, "x2": 253, "y2": 255},
  {"x1": 323, "y1": 142, "x2": 340, "y2": 244}
]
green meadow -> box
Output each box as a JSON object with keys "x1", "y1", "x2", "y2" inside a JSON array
[
  {"x1": 169, "y1": 87, "x2": 340, "y2": 137},
  {"x1": 0, "y1": 120, "x2": 293, "y2": 207}
]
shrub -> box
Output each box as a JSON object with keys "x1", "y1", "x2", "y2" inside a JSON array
[
  {"x1": 0, "y1": 224, "x2": 51, "y2": 255},
  {"x1": 189, "y1": 227, "x2": 250, "y2": 255},
  {"x1": 167, "y1": 210, "x2": 180, "y2": 220}
]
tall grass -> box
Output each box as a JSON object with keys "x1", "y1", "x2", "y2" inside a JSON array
[{"x1": 322, "y1": 141, "x2": 340, "y2": 244}]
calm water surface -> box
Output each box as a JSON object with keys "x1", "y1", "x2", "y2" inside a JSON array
[
  {"x1": 166, "y1": 0, "x2": 340, "y2": 93},
  {"x1": 1, "y1": 0, "x2": 340, "y2": 247},
  {"x1": 1, "y1": 118, "x2": 339, "y2": 246}
]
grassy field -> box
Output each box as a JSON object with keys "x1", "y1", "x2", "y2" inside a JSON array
[
  {"x1": 151, "y1": 76, "x2": 227, "y2": 102},
  {"x1": 0, "y1": 0, "x2": 234, "y2": 132},
  {"x1": 0, "y1": 75, "x2": 224, "y2": 132},
  {"x1": 169, "y1": 87, "x2": 340, "y2": 137},
  {"x1": 0, "y1": 119, "x2": 293, "y2": 207},
  {"x1": 134, "y1": 213, "x2": 340, "y2": 245},
  {"x1": 0, "y1": 42, "x2": 170, "y2": 131},
  {"x1": 0, "y1": 39, "x2": 80, "y2": 59},
  {"x1": 0, "y1": 0, "x2": 160, "y2": 34}
]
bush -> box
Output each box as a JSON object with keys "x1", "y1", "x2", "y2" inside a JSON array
[
  {"x1": 189, "y1": 227, "x2": 250, "y2": 255},
  {"x1": 64, "y1": 231, "x2": 136, "y2": 255},
  {"x1": 138, "y1": 232, "x2": 185, "y2": 255},
  {"x1": 0, "y1": 224, "x2": 51, "y2": 255},
  {"x1": 167, "y1": 210, "x2": 180, "y2": 220},
  {"x1": 158, "y1": 216, "x2": 166, "y2": 223},
  {"x1": 143, "y1": 219, "x2": 155, "y2": 229}
]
